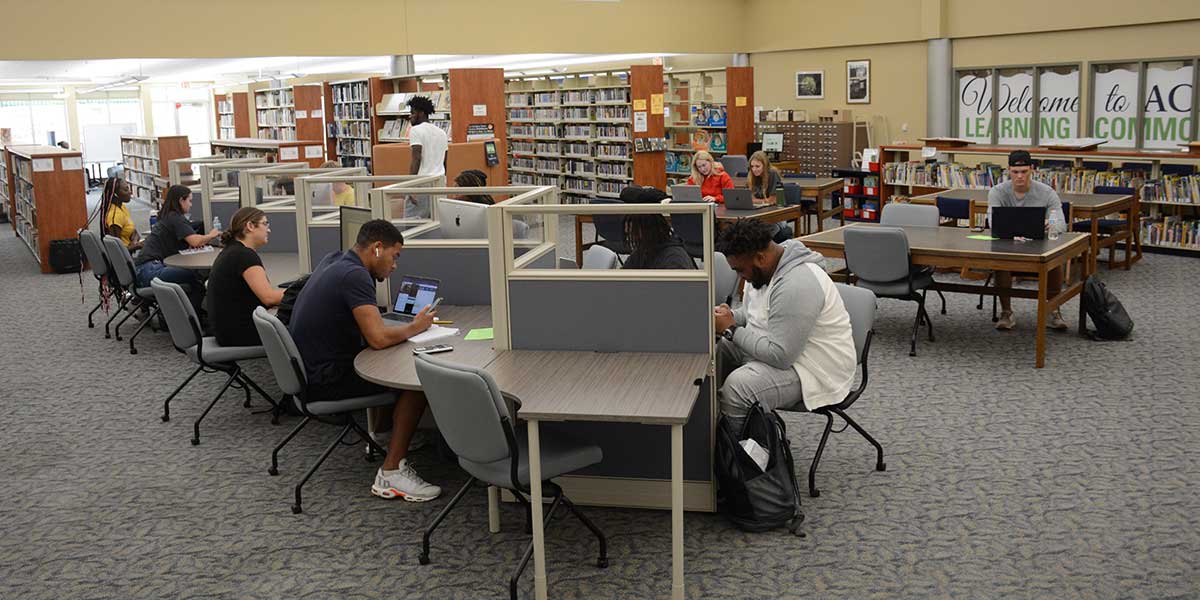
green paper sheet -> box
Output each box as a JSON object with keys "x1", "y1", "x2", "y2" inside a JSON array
[
  {"x1": 967, "y1": 234, "x2": 998, "y2": 240},
  {"x1": 464, "y1": 328, "x2": 494, "y2": 341}
]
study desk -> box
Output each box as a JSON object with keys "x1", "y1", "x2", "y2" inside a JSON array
[
  {"x1": 800, "y1": 223, "x2": 1092, "y2": 368},
  {"x1": 163, "y1": 250, "x2": 302, "y2": 284},
  {"x1": 483, "y1": 350, "x2": 709, "y2": 600},
  {"x1": 788, "y1": 176, "x2": 843, "y2": 234},
  {"x1": 910, "y1": 188, "x2": 1137, "y2": 273},
  {"x1": 353, "y1": 306, "x2": 499, "y2": 390}
]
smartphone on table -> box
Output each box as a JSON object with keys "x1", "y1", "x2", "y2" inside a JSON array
[{"x1": 413, "y1": 344, "x2": 453, "y2": 355}]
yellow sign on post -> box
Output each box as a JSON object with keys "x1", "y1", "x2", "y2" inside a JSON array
[
  {"x1": 633, "y1": 99, "x2": 647, "y2": 111},
  {"x1": 650, "y1": 94, "x2": 664, "y2": 115},
  {"x1": 735, "y1": 96, "x2": 748, "y2": 107}
]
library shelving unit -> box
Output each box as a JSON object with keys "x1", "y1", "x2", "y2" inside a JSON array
[
  {"x1": 880, "y1": 142, "x2": 1200, "y2": 253},
  {"x1": 0, "y1": 147, "x2": 10, "y2": 225},
  {"x1": 324, "y1": 79, "x2": 373, "y2": 170},
  {"x1": 253, "y1": 84, "x2": 325, "y2": 146},
  {"x1": 6, "y1": 145, "x2": 87, "y2": 272},
  {"x1": 371, "y1": 72, "x2": 451, "y2": 145},
  {"x1": 663, "y1": 66, "x2": 754, "y2": 186},
  {"x1": 214, "y1": 91, "x2": 250, "y2": 140},
  {"x1": 210, "y1": 138, "x2": 326, "y2": 168},
  {"x1": 120, "y1": 135, "x2": 191, "y2": 204}
]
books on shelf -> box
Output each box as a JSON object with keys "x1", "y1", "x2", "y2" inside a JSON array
[
  {"x1": 256, "y1": 88, "x2": 294, "y2": 108},
  {"x1": 1141, "y1": 215, "x2": 1200, "y2": 249},
  {"x1": 332, "y1": 81, "x2": 370, "y2": 104},
  {"x1": 1143, "y1": 176, "x2": 1200, "y2": 204},
  {"x1": 883, "y1": 162, "x2": 1148, "y2": 193}
]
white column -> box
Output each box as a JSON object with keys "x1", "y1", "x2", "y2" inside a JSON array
[
  {"x1": 926, "y1": 38, "x2": 952, "y2": 138},
  {"x1": 390, "y1": 55, "x2": 416, "y2": 77}
]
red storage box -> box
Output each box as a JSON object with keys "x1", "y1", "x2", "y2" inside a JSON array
[
  {"x1": 861, "y1": 206, "x2": 877, "y2": 220},
  {"x1": 864, "y1": 186, "x2": 878, "y2": 196},
  {"x1": 843, "y1": 207, "x2": 860, "y2": 218}
]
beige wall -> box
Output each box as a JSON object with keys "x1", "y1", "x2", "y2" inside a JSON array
[
  {"x1": 750, "y1": 41, "x2": 928, "y2": 144},
  {"x1": 946, "y1": 0, "x2": 1200, "y2": 39},
  {"x1": 953, "y1": 20, "x2": 1200, "y2": 67}
]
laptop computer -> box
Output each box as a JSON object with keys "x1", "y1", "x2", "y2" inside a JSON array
[
  {"x1": 670, "y1": 184, "x2": 703, "y2": 203},
  {"x1": 383, "y1": 275, "x2": 441, "y2": 322},
  {"x1": 724, "y1": 188, "x2": 770, "y2": 210},
  {"x1": 991, "y1": 206, "x2": 1046, "y2": 240}
]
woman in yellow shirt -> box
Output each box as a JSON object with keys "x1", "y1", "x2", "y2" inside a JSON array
[
  {"x1": 103, "y1": 178, "x2": 142, "y2": 250},
  {"x1": 320, "y1": 160, "x2": 357, "y2": 206}
]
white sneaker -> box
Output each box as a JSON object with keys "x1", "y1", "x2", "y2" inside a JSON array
[
  {"x1": 371, "y1": 459, "x2": 441, "y2": 502},
  {"x1": 995, "y1": 311, "x2": 1016, "y2": 331},
  {"x1": 1049, "y1": 309, "x2": 1069, "y2": 331}
]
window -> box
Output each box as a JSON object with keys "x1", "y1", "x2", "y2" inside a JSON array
[
  {"x1": 956, "y1": 64, "x2": 1081, "y2": 146},
  {"x1": 956, "y1": 69, "x2": 993, "y2": 143},
  {"x1": 1142, "y1": 60, "x2": 1193, "y2": 150},
  {"x1": 149, "y1": 85, "x2": 213, "y2": 157},
  {"x1": 996, "y1": 67, "x2": 1034, "y2": 145},
  {"x1": 1090, "y1": 62, "x2": 1139, "y2": 149},
  {"x1": 1089, "y1": 58, "x2": 1199, "y2": 150},
  {"x1": 0, "y1": 96, "x2": 69, "y2": 145},
  {"x1": 1037, "y1": 66, "x2": 1080, "y2": 142}
]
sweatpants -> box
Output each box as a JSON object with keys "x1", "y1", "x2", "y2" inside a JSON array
[{"x1": 716, "y1": 338, "x2": 805, "y2": 432}]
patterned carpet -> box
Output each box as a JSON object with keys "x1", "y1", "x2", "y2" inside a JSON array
[{"x1": 0, "y1": 221, "x2": 1197, "y2": 600}]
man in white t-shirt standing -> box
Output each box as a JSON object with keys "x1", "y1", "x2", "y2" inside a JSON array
[{"x1": 405, "y1": 95, "x2": 448, "y2": 217}]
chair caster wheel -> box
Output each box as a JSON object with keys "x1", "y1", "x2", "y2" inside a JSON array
[
  {"x1": 909, "y1": 351, "x2": 916, "y2": 357},
  {"x1": 365, "y1": 454, "x2": 376, "y2": 463},
  {"x1": 191, "y1": 438, "x2": 199, "y2": 446},
  {"x1": 105, "y1": 334, "x2": 111, "y2": 339},
  {"x1": 941, "y1": 309, "x2": 947, "y2": 315},
  {"x1": 418, "y1": 554, "x2": 430, "y2": 565},
  {"x1": 877, "y1": 463, "x2": 886, "y2": 471},
  {"x1": 116, "y1": 336, "x2": 123, "y2": 342},
  {"x1": 89, "y1": 323, "x2": 95, "y2": 328},
  {"x1": 268, "y1": 467, "x2": 279, "y2": 476},
  {"x1": 161, "y1": 415, "x2": 169, "y2": 422},
  {"x1": 130, "y1": 349, "x2": 138, "y2": 355},
  {"x1": 810, "y1": 489, "x2": 820, "y2": 498},
  {"x1": 596, "y1": 558, "x2": 608, "y2": 569},
  {"x1": 291, "y1": 505, "x2": 302, "y2": 514}
]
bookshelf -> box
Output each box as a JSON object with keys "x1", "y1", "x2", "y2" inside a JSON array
[
  {"x1": 0, "y1": 148, "x2": 10, "y2": 225},
  {"x1": 210, "y1": 138, "x2": 326, "y2": 168},
  {"x1": 120, "y1": 135, "x2": 191, "y2": 204},
  {"x1": 214, "y1": 91, "x2": 250, "y2": 140},
  {"x1": 505, "y1": 69, "x2": 635, "y2": 203},
  {"x1": 325, "y1": 79, "x2": 374, "y2": 170},
  {"x1": 254, "y1": 87, "x2": 296, "y2": 140},
  {"x1": 663, "y1": 67, "x2": 753, "y2": 186},
  {"x1": 372, "y1": 73, "x2": 451, "y2": 144},
  {"x1": 6, "y1": 145, "x2": 87, "y2": 273}
]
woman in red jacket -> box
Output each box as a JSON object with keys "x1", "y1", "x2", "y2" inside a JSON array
[{"x1": 687, "y1": 150, "x2": 733, "y2": 203}]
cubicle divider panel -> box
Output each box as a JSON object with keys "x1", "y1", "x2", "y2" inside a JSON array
[
  {"x1": 259, "y1": 208, "x2": 298, "y2": 253},
  {"x1": 390, "y1": 246, "x2": 493, "y2": 306},
  {"x1": 307, "y1": 226, "x2": 340, "y2": 267},
  {"x1": 508, "y1": 279, "x2": 711, "y2": 353},
  {"x1": 209, "y1": 199, "x2": 241, "y2": 234}
]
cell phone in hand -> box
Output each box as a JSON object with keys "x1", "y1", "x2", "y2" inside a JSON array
[
  {"x1": 413, "y1": 344, "x2": 453, "y2": 355},
  {"x1": 428, "y1": 297, "x2": 443, "y2": 312}
]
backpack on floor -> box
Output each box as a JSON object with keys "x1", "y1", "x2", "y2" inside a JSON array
[
  {"x1": 715, "y1": 402, "x2": 805, "y2": 536},
  {"x1": 1083, "y1": 275, "x2": 1133, "y2": 340}
]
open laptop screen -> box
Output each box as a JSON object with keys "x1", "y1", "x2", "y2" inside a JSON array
[{"x1": 394, "y1": 276, "x2": 439, "y2": 316}]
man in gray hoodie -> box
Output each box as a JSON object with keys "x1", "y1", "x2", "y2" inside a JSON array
[{"x1": 714, "y1": 220, "x2": 857, "y2": 431}]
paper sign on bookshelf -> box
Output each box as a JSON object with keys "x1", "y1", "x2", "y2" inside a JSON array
[
  {"x1": 304, "y1": 145, "x2": 324, "y2": 159},
  {"x1": 633, "y1": 99, "x2": 647, "y2": 111},
  {"x1": 634, "y1": 112, "x2": 648, "y2": 133},
  {"x1": 735, "y1": 96, "x2": 747, "y2": 107},
  {"x1": 61, "y1": 157, "x2": 82, "y2": 170},
  {"x1": 472, "y1": 104, "x2": 487, "y2": 117},
  {"x1": 280, "y1": 147, "x2": 300, "y2": 160},
  {"x1": 312, "y1": 109, "x2": 323, "y2": 118},
  {"x1": 650, "y1": 94, "x2": 664, "y2": 115},
  {"x1": 921, "y1": 147, "x2": 937, "y2": 159},
  {"x1": 296, "y1": 110, "x2": 308, "y2": 119},
  {"x1": 32, "y1": 158, "x2": 54, "y2": 172}
]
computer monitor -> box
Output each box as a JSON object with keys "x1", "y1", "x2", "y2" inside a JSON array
[
  {"x1": 437, "y1": 198, "x2": 488, "y2": 239},
  {"x1": 762, "y1": 132, "x2": 784, "y2": 153},
  {"x1": 339, "y1": 205, "x2": 373, "y2": 250}
]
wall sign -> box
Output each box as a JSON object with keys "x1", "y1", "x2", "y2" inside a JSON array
[{"x1": 1091, "y1": 65, "x2": 1139, "y2": 148}]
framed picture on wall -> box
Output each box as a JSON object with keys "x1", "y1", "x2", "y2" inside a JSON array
[
  {"x1": 847, "y1": 59, "x2": 871, "y2": 104},
  {"x1": 795, "y1": 71, "x2": 824, "y2": 100}
]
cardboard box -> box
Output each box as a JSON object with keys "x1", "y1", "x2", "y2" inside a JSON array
[{"x1": 817, "y1": 109, "x2": 853, "y2": 123}]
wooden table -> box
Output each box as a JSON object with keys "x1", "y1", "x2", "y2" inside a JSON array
[
  {"x1": 800, "y1": 223, "x2": 1092, "y2": 368},
  {"x1": 353, "y1": 306, "x2": 499, "y2": 391},
  {"x1": 789, "y1": 177, "x2": 844, "y2": 234},
  {"x1": 164, "y1": 250, "x2": 302, "y2": 284},
  {"x1": 910, "y1": 188, "x2": 1137, "y2": 273},
  {"x1": 484, "y1": 350, "x2": 709, "y2": 600}
]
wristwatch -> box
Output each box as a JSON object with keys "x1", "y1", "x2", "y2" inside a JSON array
[{"x1": 722, "y1": 324, "x2": 739, "y2": 341}]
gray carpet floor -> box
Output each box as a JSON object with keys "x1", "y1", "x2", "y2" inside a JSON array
[{"x1": 1, "y1": 217, "x2": 1197, "y2": 599}]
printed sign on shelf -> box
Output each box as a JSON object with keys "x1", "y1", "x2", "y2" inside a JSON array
[
  {"x1": 280, "y1": 147, "x2": 300, "y2": 160},
  {"x1": 304, "y1": 145, "x2": 324, "y2": 159},
  {"x1": 472, "y1": 104, "x2": 488, "y2": 117},
  {"x1": 61, "y1": 157, "x2": 83, "y2": 170},
  {"x1": 32, "y1": 158, "x2": 55, "y2": 172},
  {"x1": 633, "y1": 112, "x2": 648, "y2": 133}
]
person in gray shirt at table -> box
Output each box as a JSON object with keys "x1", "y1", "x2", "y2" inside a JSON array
[{"x1": 987, "y1": 150, "x2": 1068, "y2": 331}]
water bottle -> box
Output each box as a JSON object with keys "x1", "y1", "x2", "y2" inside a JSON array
[
  {"x1": 212, "y1": 216, "x2": 221, "y2": 232},
  {"x1": 149, "y1": 214, "x2": 158, "y2": 228}
]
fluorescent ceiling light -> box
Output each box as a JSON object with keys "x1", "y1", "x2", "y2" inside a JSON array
[
  {"x1": 0, "y1": 87, "x2": 65, "y2": 94},
  {"x1": 79, "y1": 75, "x2": 148, "y2": 94}
]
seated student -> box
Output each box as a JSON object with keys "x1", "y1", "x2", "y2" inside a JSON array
[
  {"x1": 207, "y1": 207, "x2": 284, "y2": 347},
  {"x1": 288, "y1": 219, "x2": 441, "y2": 502},
  {"x1": 713, "y1": 219, "x2": 856, "y2": 431},
  {"x1": 622, "y1": 187, "x2": 694, "y2": 269},
  {"x1": 454, "y1": 169, "x2": 495, "y2": 205},
  {"x1": 687, "y1": 150, "x2": 733, "y2": 203},
  {"x1": 320, "y1": 160, "x2": 357, "y2": 206},
  {"x1": 103, "y1": 177, "x2": 142, "y2": 251},
  {"x1": 746, "y1": 151, "x2": 794, "y2": 242},
  {"x1": 135, "y1": 185, "x2": 219, "y2": 314},
  {"x1": 987, "y1": 150, "x2": 1068, "y2": 331}
]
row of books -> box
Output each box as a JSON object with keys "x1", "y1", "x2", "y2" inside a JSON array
[
  {"x1": 333, "y1": 103, "x2": 369, "y2": 121},
  {"x1": 257, "y1": 127, "x2": 298, "y2": 141},
  {"x1": 332, "y1": 81, "x2": 369, "y2": 104},
  {"x1": 1142, "y1": 176, "x2": 1200, "y2": 204},
  {"x1": 883, "y1": 162, "x2": 1147, "y2": 193},
  {"x1": 123, "y1": 156, "x2": 159, "y2": 175},
  {"x1": 121, "y1": 139, "x2": 157, "y2": 157},
  {"x1": 666, "y1": 151, "x2": 693, "y2": 174},
  {"x1": 217, "y1": 99, "x2": 234, "y2": 114},
  {"x1": 378, "y1": 118, "x2": 450, "y2": 140},
  {"x1": 330, "y1": 121, "x2": 372, "y2": 140},
  {"x1": 376, "y1": 91, "x2": 452, "y2": 115},
  {"x1": 1141, "y1": 216, "x2": 1200, "y2": 249},
  {"x1": 256, "y1": 108, "x2": 295, "y2": 127},
  {"x1": 255, "y1": 89, "x2": 293, "y2": 108},
  {"x1": 337, "y1": 139, "x2": 371, "y2": 158}
]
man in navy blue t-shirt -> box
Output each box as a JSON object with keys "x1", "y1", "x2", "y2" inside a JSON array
[{"x1": 289, "y1": 219, "x2": 441, "y2": 502}]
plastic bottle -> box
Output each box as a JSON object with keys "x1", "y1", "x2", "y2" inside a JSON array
[
  {"x1": 212, "y1": 216, "x2": 221, "y2": 232},
  {"x1": 149, "y1": 214, "x2": 158, "y2": 228}
]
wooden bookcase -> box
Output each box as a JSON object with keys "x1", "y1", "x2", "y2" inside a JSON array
[
  {"x1": 254, "y1": 87, "x2": 295, "y2": 140},
  {"x1": 631, "y1": 64, "x2": 666, "y2": 190},
  {"x1": 325, "y1": 79, "x2": 373, "y2": 170},
  {"x1": 448, "y1": 68, "x2": 507, "y2": 185},
  {"x1": 6, "y1": 145, "x2": 87, "y2": 272},
  {"x1": 120, "y1": 135, "x2": 191, "y2": 204},
  {"x1": 663, "y1": 67, "x2": 754, "y2": 185},
  {"x1": 372, "y1": 73, "x2": 450, "y2": 145},
  {"x1": 0, "y1": 147, "x2": 11, "y2": 226},
  {"x1": 210, "y1": 138, "x2": 326, "y2": 168},
  {"x1": 214, "y1": 91, "x2": 250, "y2": 140}
]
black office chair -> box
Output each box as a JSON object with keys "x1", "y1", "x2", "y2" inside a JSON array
[
  {"x1": 1161, "y1": 164, "x2": 1197, "y2": 176},
  {"x1": 1081, "y1": 161, "x2": 1112, "y2": 172},
  {"x1": 589, "y1": 197, "x2": 630, "y2": 257}
]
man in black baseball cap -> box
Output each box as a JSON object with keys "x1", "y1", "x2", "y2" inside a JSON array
[{"x1": 986, "y1": 150, "x2": 1069, "y2": 331}]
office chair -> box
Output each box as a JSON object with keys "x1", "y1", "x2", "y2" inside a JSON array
[
  {"x1": 1073, "y1": 185, "x2": 1141, "y2": 268},
  {"x1": 935, "y1": 195, "x2": 972, "y2": 227},
  {"x1": 844, "y1": 226, "x2": 934, "y2": 356},
  {"x1": 1161, "y1": 163, "x2": 1196, "y2": 176},
  {"x1": 719, "y1": 155, "x2": 749, "y2": 178},
  {"x1": 101, "y1": 237, "x2": 161, "y2": 354},
  {"x1": 1039, "y1": 159, "x2": 1073, "y2": 169},
  {"x1": 153, "y1": 280, "x2": 278, "y2": 445},
  {"x1": 79, "y1": 230, "x2": 114, "y2": 329},
  {"x1": 879, "y1": 204, "x2": 947, "y2": 315},
  {"x1": 588, "y1": 197, "x2": 630, "y2": 256},
  {"x1": 1081, "y1": 161, "x2": 1112, "y2": 172},
  {"x1": 251, "y1": 307, "x2": 393, "y2": 514},
  {"x1": 581, "y1": 244, "x2": 619, "y2": 269},
  {"x1": 413, "y1": 354, "x2": 607, "y2": 600},
  {"x1": 713, "y1": 251, "x2": 739, "y2": 306},
  {"x1": 796, "y1": 283, "x2": 885, "y2": 497},
  {"x1": 668, "y1": 195, "x2": 710, "y2": 261}
]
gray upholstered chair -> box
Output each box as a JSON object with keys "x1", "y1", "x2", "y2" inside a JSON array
[
  {"x1": 844, "y1": 226, "x2": 935, "y2": 356},
  {"x1": 801, "y1": 284, "x2": 886, "y2": 497},
  {"x1": 251, "y1": 307, "x2": 393, "y2": 514},
  {"x1": 719, "y1": 154, "x2": 750, "y2": 177},
  {"x1": 101, "y1": 236, "x2": 160, "y2": 354},
  {"x1": 413, "y1": 354, "x2": 607, "y2": 599},
  {"x1": 879, "y1": 203, "x2": 947, "y2": 315},
  {"x1": 152, "y1": 279, "x2": 277, "y2": 445},
  {"x1": 713, "y1": 251, "x2": 739, "y2": 306},
  {"x1": 581, "y1": 244, "x2": 619, "y2": 269},
  {"x1": 79, "y1": 230, "x2": 113, "y2": 329}
]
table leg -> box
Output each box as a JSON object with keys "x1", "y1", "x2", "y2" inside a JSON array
[
  {"x1": 817, "y1": 194, "x2": 826, "y2": 233},
  {"x1": 1124, "y1": 205, "x2": 1133, "y2": 270},
  {"x1": 488, "y1": 486, "x2": 500, "y2": 534},
  {"x1": 792, "y1": 213, "x2": 802, "y2": 238},
  {"x1": 1035, "y1": 265, "x2": 1048, "y2": 369},
  {"x1": 575, "y1": 216, "x2": 584, "y2": 267},
  {"x1": 671, "y1": 423, "x2": 684, "y2": 600},
  {"x1": 1089, "y1": 217, "x2": 1100, "y2": 275},
  {"x1": 528, "y1": 421, "x2": 547, "y2": 600}
]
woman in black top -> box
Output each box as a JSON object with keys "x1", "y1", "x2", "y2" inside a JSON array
[
  {"x1": 208, "y1": 207, "x2": 285, "y2": 346},
  {"x1": 134, "y1": 185, "x2": 219, "y2": 313},
  {"x1": 622, "y1": 187, "x2": 696, "y2": 269}
]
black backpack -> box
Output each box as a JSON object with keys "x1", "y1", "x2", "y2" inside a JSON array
[
  {"x1": 1083, "y1": 275, "x2": 1133, "y2": 340},
  {"x1": 715, "y1": 402, "x2": 805, "y2": 536},
  {"x1": 274, "y1": 274, "x2": 311, "y2": 326}
]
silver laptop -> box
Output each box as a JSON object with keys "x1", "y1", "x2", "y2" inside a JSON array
[
  {"x1": 670, "y1": 184, "x2": 703, "y2": 203},
  {"x1": 383, "y1": 275, "x2": 441, "y2": 322},
  {"x1": 724, "y1": 188, "x2": 761, "y2": 210}
]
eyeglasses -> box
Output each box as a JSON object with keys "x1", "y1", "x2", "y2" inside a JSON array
[{"x1": 254, "y1": 219, "x2": 270, "y2": 227}]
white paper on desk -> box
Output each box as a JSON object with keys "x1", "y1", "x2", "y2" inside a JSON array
[{"x1": 409, "y1": 325, "x2": 459, "y2": 344}]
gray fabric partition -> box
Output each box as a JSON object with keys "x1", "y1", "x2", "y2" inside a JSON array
[
  {"x1": 508, "y1": 280, "x2": 710, "y2": 353},
  {"x1": 308, "y1": 226, "x2": 340, "y2": 269},
  {"x1": 259, "y1": 210, "x2": 297, "y2": 254},
  {"x1": 390, "y1": 247, "x2": 492, "y2": 306},
  {"x1": 540, "y1": 377, "x2": 712, "y2": 480}
]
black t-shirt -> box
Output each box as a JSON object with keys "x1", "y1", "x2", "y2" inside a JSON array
[
  {"x1": 136, "y1": 212, "x2": 194, "y2": 265},
  {"x1": 623, "y1": 240, "x2": 696, "y2": 270},
  {"x1": 288, "y1": 250, "x2": 378, "y2": 385},
  {"x1": 751, "y1": 168, "x2": 783, "y2": 200},
  {"x1": 209, "y1": 240, "x2": 265, "y2": 347}
]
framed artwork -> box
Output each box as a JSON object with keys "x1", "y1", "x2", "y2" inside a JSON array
[
  {"x1": 795, "y1": 71, "x2": 824, "y2": 100},
  {"x1": 847, "y1": 59, "x2": 871, "y2": 104}
]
